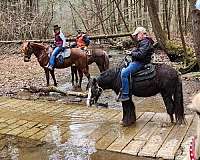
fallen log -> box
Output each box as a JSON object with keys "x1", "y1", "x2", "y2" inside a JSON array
[
  {"x1": 0, "y1": 32, "x2": 132, "y2": 44},
  {"x1": 21, "y1": 86, "x2": 88, "y2": 98}
]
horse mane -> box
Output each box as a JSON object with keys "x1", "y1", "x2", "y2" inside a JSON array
[
  {"x1": 30, "y1": 42, "x2": 47, "y2": 50},
  {"x1": 97, "y1": 67, "x2": 121, "y2": 93}
]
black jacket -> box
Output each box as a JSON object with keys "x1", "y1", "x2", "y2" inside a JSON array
[{"x1": 131, "y1": 37, "x2": 154, "y2": 64}]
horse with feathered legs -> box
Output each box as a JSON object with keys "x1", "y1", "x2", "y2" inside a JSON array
[{"x1": 87, "y1": 62, "x2": 185, "y2": 126}]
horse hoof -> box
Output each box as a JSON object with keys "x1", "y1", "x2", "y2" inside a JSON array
[
  {"x1": 120, "y1": 121, "x2": 134, "y2": 127},
  {"x1": 161, "y1": 122, "x2": 174, "y2": 128}
]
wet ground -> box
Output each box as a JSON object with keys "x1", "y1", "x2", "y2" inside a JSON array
[{"x1": 0, "y1": 49, "x2": 200, "y2": 159}]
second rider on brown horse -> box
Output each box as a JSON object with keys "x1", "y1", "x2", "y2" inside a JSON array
[{"x1": 71, "y1": 29, "x2": 90, "y2": 50}]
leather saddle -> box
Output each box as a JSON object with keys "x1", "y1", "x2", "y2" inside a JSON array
[{"x1": 131, "y1": 63, "x2": 156, "y2": 82}]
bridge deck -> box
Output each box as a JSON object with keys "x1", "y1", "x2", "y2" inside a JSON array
[{"x1": 0, "y1": 96, "x2": 196, "y2": 159}]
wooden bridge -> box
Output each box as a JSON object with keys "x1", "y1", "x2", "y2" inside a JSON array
[{"x1": 0, "y1": 96, "x2": 196, "y2": 159}]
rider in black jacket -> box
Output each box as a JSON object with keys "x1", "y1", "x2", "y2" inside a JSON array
[{"x1": 118, "y1": 27, "x2": 154, "y2": 101}]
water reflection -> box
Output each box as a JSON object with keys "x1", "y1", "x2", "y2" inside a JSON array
[{"x1": 44, "y1": 123, "x2": 97, "y2": 160}]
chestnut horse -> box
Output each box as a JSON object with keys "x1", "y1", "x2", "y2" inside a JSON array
[
  {"x1": 71, "y1": 48, "x2": 110, "y2": 86},
  {"x1": 20, "y1": 42, "x2": 90, "y2": 87}
]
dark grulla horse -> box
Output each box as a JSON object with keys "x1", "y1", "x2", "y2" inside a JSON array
[
  {"x1": 87, "y1": 63, "x2": 185, "y2": 126},
  {"x1": 20, "y1": 42, "x2": 90, "y2": 87},
  {"x1": 71, "y1": 48, "x2": 110, "y2": 86}
]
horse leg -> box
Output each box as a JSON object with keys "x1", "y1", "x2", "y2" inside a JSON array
[
  {"x1": 75, "y1": 67, "x2": 78, "y2": 85},
  {"x1": 71, "y1": 66, "x2": 75, "y2": 86},
  {"x1": 96, "y1": 62, "x2": 104, "y2": 72},
  {"x1": 50, "y1": 70, "x2": 57, "y2": 86},
  {"x1": 82, "y1": 69, "x2": 91, "y2": 90},
  {"x1": 161, "y1": 92, "x2": 175, "y2": 124},
  {"x1": 77, "y1": 69, "x2": 83, "y2": 88},
  {"x1": 121, "y1": 99, "x2": 136, "y2": 126},
  {"x1": 44, "y1": 68, "x2": 50, "y2": 86}
]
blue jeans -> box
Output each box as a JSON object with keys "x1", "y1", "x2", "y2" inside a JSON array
[
  {"x1": 49, "y1": 47, "x2": 62, "y2": 67},
  {"x1": 121, "y1": 61, "x2": 144, "y2": 95}
]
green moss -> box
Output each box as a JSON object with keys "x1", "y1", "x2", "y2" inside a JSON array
[{"x1": 166, "y1": 40, "x2": 194, "y2": 57}]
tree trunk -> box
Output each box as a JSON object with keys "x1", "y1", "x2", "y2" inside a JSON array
[
  {"x1": 177, "y1": 0, "x2": 188, "y2": 63},
  {"x1": 146, "y1": 0, "x2": 167, "y2": 51},
  {"x1": 164, "y1": 0, "x2": 170, "y2": 40},
  {"x1": 192, "y1": 9, "x2": 200, "y2": 68}
]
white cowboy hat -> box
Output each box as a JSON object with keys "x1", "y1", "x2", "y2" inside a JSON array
[{"x1": 132, "y1": 27, "x2": 147, "y2": 36}]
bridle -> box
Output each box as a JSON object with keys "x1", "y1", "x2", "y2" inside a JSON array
[
  {"x1": 24, "y1": 44, "x2": 33, "y2": 60},
  {"x1": 87, "y1": 81, "x2": 103, "y2": 106}
]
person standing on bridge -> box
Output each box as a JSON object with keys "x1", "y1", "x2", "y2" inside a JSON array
[
  {"x1": 46, "y1": 25, "x2": 66, "y2": 70},
  {"x1": 71, "y1": 29, "x2": 90, "y2": 50},
  {"x1": 118, "y1": 27, "x2": 154, "y2": 101}
]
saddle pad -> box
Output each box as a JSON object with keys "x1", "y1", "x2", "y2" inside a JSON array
[
  {"x1": 133, "y1": 64, "x2": 156, "y2": 82},
  {"x1": 56, "y1": 48, "x2": 71, "y2": 58}
]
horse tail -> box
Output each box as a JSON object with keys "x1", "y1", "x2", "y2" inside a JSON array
[
  {"x1": 174, "y1": 77, "x2": 185, "y2": 124},
  {"x1": 103, "y1": 51, "x2": 109, "y2": 71}
]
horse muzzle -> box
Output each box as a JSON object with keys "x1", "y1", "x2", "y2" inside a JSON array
[
  {"x1": 86, "y1": 98, "x2": 92, "y2": 107},
  {"x1": 24, "y1": 57, "x2": 30, "y2": 62}
]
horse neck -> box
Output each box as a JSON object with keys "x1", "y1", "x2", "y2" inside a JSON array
[
  {"x1": 31, "y1": 43, "x2": 47, "y2": 58},
  {"x1": 97, "y1": 68, "x2": 121, "y2": 94}
]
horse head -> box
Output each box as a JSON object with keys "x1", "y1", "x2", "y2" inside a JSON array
[
  {"x1": 86, "y1": 78, "x2": 103, "y2": 107},
  {"x1": 20, "y1": 41, "x2": 33, "y2": 62},
  {"x1": 86, "y1": 68, "x2": 119, "y2": 107}
]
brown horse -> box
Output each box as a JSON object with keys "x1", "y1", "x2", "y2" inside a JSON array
[
  {"x1": 20, "y1": 42, "x2": 90, "y2": 87},
  {"x1": 71, "y1": 48, "x2": 110, "y2": 86}
]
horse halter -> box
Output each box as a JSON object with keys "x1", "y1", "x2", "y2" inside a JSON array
[
  {"x1": 87, "y1": 82, "x2": 103, "y2": 106},
  {"x1": 24, "y1": 43, "x2": 33, "y2": 60}
]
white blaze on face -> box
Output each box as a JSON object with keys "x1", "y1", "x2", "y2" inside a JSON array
[{"x1": 87, "y1": 87, "x2": 92, "y2": 107}]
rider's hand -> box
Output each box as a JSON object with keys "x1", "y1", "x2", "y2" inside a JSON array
[{"x1": 61, "y1": 47, "x2": 65, "y2": 52}]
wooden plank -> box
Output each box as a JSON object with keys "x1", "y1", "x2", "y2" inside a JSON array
[
  {"x1": 156, "y1": 115, "x2": 194, "y2": 159},
  {"x1": 122, "y1": 140, "x2": 146, "y2": 155},
  {"x1": 107, "y1": 112, "x2": 155, "y2": 152},
  {"x1": 0, "y1": 99, "x2": 17, "y2": 106},
  {"x1": 19, "y1": 127, "x2": 41, "y2": 138},
  {"x1": 30, "y1": 125, "x2": 49, "y2": 141},
  {"x1": 0, "y1": 97, "x2": 9, "y2": 102},
  {"x1": 89, "y1": 112, "x2": 143, "y2": 143},
  {"x1": 7, "y1": 121, "x2": 39, "y2": 136},
  {"x1": 136, "y1": 113, "x2": 174, "y2": 157},
  {"x1": 0, "y1": 119, "x2": 27, "y2": 134}
]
